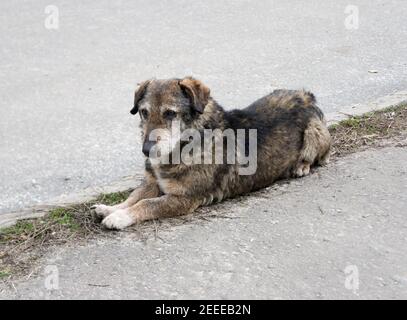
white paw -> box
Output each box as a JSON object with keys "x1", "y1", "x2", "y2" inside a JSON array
[
  {"x1": 102, "y1": 209, "x2": 135, "y2": 230},
  {"x1": 91, "y1": 204, "x2": 117, "y2": 218},
  {"x1": 295, "y1": 162, "x2": 311, "y2": 177}
]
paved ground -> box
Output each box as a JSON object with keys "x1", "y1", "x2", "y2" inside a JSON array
[
  {"x1": 1, "y1": 145, "x2": 406, "y2": 299},
  {"x1": 1, "y1": 0, "x2": 407, "y2": 214}
]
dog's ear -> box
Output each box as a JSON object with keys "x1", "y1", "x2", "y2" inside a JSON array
[
  {"x1": 179, "y1": 77, "x2": 210, "y2": 113},
  {"x1": 131, "y1": 80, "x2": 151, "y2": 115}
]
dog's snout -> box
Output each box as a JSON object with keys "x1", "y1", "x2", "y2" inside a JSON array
[{"x1": 142, "y1": 140, "x2": 156, "y2": 157}]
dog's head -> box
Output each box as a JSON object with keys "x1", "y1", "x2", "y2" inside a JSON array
[{"x1": 130, "y1": 77, "x2": 211, "y2": 158}]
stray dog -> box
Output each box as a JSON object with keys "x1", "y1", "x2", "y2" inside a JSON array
[{"x1": 93, "y1": 77, "x2": 331, "y2": 229}]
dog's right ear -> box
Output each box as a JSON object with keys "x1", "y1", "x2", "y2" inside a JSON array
[{"x1": 130, "y1": 80, "x2": 151, "y2": 115}]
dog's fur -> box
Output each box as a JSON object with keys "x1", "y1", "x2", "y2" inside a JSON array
[{"x1": 93, "y1": 77, "x2": 331, "y2": 229}]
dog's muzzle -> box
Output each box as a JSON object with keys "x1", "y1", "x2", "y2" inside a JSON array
[{"x1": 142, "y1": 140, "x2": 156, "y2": 157}]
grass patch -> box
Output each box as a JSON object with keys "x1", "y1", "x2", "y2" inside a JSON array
[
  {"x1": 0, "y1": 221, "x2": 35, "y2": 241},
  {"x1": 0, "y1": 270, "x2": 11, "y2": 279},
  {"x1": 0, "y1": 189, "x2": 131, "y2": 278},
  {"x1": 94, "y1": 190, "x2": 130, "y2": 205},
  {"x1": 48, "y1": 208, "x2": 79, "y2": 230},
  {"x1": 329, "y1": 103, "x2": 407, "y2": 157}
]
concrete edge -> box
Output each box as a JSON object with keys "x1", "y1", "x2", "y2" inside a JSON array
[
  {"x1": 325, "y1": 89, "x2": 407, "y2": 124},
  {"x1": 1, "y1": 89, "x2": 407, "y2": 228},
  {"x1": 0, "y1": 175, "x2": 143, "y2": 228}
]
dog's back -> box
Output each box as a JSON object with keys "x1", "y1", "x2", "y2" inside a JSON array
[{"x1": 224, "y1": 89, "x2": 331, "y2": 193}]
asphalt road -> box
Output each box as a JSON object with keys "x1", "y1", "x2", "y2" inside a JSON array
[
  {"x1": 1, "y1": 0, "x2": 407, "y2": 214},
  {"x1": 1, "y1": 146, "x2": 406, "y2": 299}
]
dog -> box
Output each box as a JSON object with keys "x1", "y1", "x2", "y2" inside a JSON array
[{"x1": 93, "y1": 77, "x2": 331, "y2": 230}]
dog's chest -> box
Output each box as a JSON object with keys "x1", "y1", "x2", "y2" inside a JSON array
[
  {"x1": 152, "y1": 165, "x2": 231, "y2": 206},
  {"x1": 156, "y1": 176, "x2": 178, "y2": 195},
  {"x1": 152, "y1": 167, "x2": 188, "y2": 196}
]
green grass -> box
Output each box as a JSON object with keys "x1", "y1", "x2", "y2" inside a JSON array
[
  {"x1": 0, "y1": 189, "x2": 131, "y2": 240},
  {"x1": 0, "y1": 270, "x2": 11, "y2": 279},
  {"x1": 338, "y1": 117, "x2": 362, "y2": 128},
  {"x1": 0, "y1": 220, "x2": 35, "y2": 241},
  {"x1": 0, "y1": 189, "x2": 133, "y2": 279},
  {"x1": 48, "y1": 208, "x2": 80, "y2": 230},
  {"x1": 331, "y1": 104, "x2": 406, "y2": 130},
  {"x1": 94, "y1": 190, "x2": 130, "y2": 206},
  {"x1": 0, "y1": 207, "x2": 83, "y2": 242},
  {"x1": 329, "y1": 102, "x2": 407, "y2": 157},
  {"x1": 335, "y1": 115, "x2": 387, "y2": 134}
]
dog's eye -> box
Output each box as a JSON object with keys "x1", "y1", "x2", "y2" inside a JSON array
[
  {"x1": 140, "y1": 109, "x2": 149, "y2": 119},
  {"x1": 163, "y1": 110, "x2": 177, "y2": 120}
]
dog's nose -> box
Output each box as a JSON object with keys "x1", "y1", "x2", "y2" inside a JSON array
[{"x1": 142, "y1": 140, "x2": 156, "y2": 157}]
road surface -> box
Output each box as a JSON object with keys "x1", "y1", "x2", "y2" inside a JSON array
[
  {"x1": 1, "y1": 146, "x2": 406, "y2": 299},
  {"x1": 1, "y1": 0, "x2": 406, "y2": 214}
]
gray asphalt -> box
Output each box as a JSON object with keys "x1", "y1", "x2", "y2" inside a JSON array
[
  {"x1": 1, "y1": 146, "x2": 406, "y2": 299},
  {"x1": 1, "y1": 0, "x2": 407, "y2": 214}
]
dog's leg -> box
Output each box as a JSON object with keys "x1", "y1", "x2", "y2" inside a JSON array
[
  {"x1": 318, "y1": 149, "x2": 331, "y2": 166},
  {"x1": 92, "y1": 179, "x2": 160, "y2": 218},
  {"x1": 294, "y1": 161, "x2": 311, "y2": 177},
  {"x1": 295, "y1": 118, "x2": 331, "y2": 177},
  {"x1": 102, "y1": 195, "x2": 201, "y2": 230}
]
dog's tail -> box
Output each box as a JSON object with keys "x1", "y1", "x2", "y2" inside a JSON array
[
  {"x1": 297, "y1": 90, "x2": 325, "y2": 122},
  {"x1": 299, "y1": 90, "x2": 316, "y2": 107}
]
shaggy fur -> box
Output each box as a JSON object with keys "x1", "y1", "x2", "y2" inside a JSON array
[{"x1": 93, "y1": 77, "x2": 331, "y2": 230}]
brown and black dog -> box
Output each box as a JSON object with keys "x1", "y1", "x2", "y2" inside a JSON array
[{"x1": 93, "y1": 77, "x2": 331, "y2": 229}]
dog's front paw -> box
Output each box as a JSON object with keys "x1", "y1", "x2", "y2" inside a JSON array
[
  {"x1": 91, "y1": 204, "x2": 117, "y2": 217},
  {"x1": 102, "y1": 209, "x2": 135, "y2": 230}
]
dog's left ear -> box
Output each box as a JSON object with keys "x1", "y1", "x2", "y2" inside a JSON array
[
  {"x1": 130, "y1": 80, "x2": 151, "y2": 115},
  {"x1": 179, "y1": 77, "x2": 210, "y2": 113}
]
